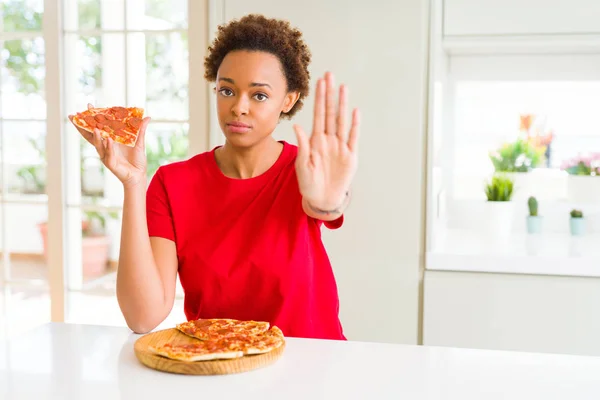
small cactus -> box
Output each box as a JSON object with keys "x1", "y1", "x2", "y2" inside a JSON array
[
  {"x1": 527, "y1": 196, "x2": 538, "y2": 217},
  {"x1": 571, "y1": 209, "x2": 583, "y2": 219}
]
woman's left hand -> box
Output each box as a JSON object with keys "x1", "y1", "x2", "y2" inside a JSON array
[{"x1": 294, "y1": 71, "x2": 361, "y2": 211}]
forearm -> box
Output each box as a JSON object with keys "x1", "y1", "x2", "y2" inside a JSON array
[
  {"x1": 116, "y1": 180, "x2": 168, "y2": 332},
  {"x1": 302, "y1": 190, "x2": 351, "y2": 221}
]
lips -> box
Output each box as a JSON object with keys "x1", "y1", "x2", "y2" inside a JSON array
[
  {"x1": 226, "y1": 121, "x2": 252, "y2": 134},
  {"x1": 227, "y1": 121, "x2": 251, "y2": 128}
]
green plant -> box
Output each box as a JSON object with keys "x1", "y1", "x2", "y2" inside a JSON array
[
  {"x1": 82, "y1": 209, "x2": 119, "y2": 237},
  {"x1": 570, "y1": 209, "x2": 583, "y2": 219},
  {"x1": 489, "y1": 138, "x2": 546, "y2": 173},
  {"x1": 528, "y1": 196, "x2": 538, "y2": 217},
  {"x1": 15, "y1": 136, "x2": 46, "y2": 194},
  {"x1": 146, "y1": 134, "x2": 188, "y2": 179},
  {"x1": 485, "y1": 175, "x2": 514, "y2": 202}
]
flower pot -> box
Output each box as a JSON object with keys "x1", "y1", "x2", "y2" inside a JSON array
[
  {"x1": 569, "y1": 218, "x2": 585, "y2": 236},
  {"x1": 37, "y1": 222, "x2": 109, "y2": 278},
  {"x1": 81, "y1": 235, "x2": 110, "y2": 278},
  {"x1": 567, "y1": 175, "x2": 600, "y2": 203},
  {"x1": 483, "y1": 201, "x2": 515, "y2": 239},
  {"x1": 526, "y1": 216, "x2": 543, "y2": 234}
]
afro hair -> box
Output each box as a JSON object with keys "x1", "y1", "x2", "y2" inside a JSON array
[{"x1": 204, "y1": 14, "x2": 311, "y2": 119}]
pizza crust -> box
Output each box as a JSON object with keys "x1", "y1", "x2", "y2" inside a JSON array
[{"x1": 149, "y1": 344, "x2": 244, "y2": 362}]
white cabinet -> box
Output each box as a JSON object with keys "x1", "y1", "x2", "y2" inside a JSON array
[
  {"x1": 423, "y1": 270, "x2": 600, "y2": 356},
  {"x1": 444, "y1": 0, "x2": 600, "y2": 36}
]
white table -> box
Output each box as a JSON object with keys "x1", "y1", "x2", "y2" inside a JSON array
[{"x1": 1, "y1": 323, "x2": 600, "y2": 399}]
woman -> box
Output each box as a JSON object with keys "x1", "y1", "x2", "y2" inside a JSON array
[{"x1": 69, "y1": 14, "x2": 360, "y2": 340}]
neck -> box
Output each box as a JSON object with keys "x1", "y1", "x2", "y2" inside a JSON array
[{"x1": 215, "y1": 137, "x2": 283, "y2": 179}]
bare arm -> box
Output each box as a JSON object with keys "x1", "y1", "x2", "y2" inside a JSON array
[{"x1": 116, "y1": 180, "x2": 179, "y2": 334}]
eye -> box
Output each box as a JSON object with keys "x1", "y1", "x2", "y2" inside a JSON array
[
  {"x1": 218, "y1": 88, "x2": 234, "y2": 97},
  {"x1": 253, "y1": 93, "x2": 268, "y2": 102}
]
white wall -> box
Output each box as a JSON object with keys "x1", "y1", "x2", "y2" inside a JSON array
[{"x1": 215, "y1": 0, "x2": 430, "y2": 344}]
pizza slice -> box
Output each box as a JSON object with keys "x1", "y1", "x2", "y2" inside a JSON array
[
  {"x1": 149, "y1": 341, "x2": 244, "y2": 362},
  {"x1": 176, "y1": 318, "x2": 270, "y2": 341},
  {"x1": 71, "y1": 104, "x2": 145, "y2": 147},
  {"x1": 242, "y1": 326, "x2": 285, "y2": 355}
]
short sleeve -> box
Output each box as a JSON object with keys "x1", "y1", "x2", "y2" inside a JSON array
[
  {"x1": 314, "y1": 214, "x2": 344, "y2": 230},
  {"x1": 146, "y1": 168, "x2": 175, "y2": 241}
]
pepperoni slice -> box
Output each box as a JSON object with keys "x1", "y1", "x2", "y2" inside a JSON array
[
  {"x1": 84, "y1": 116, "x2": 97, "y2": 128},
  {"x1": 106, "y1": 120, "x2": 126, "y2": 130},
  {"x1": 102, "y1": 125, "x2": 112, "y2": 133},
  {"x1": 96, "y1": 123, "x2": 104, "y2": 130},
  {"x1": 111, "y1": 107, "x2": 129, "y2": 119},
  {"x1": 94, "y1": 114, "x2": 107, "y2": 123},
  {"x1": 127, "y1": 117, "x2": 142, "y2": 130}
]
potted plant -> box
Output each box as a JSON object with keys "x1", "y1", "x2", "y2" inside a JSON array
[
  {"x1": 569, "y1": 209, "x2": 585, "y2": 236},
  {"x1": 484, "y1": 174, "x2": 515, "y2": 238},
  {"x1": 561, "y1": 153, "x2": 600, "y2": 203},
  {"x1": 526, "y1": 196, "x2": 542, "y2": 234},
  {"x1": 488, "y1": 114, "x2": 550, "y2": 200},
  {"x1": 38, "y1": 208, "x2": 117, "y2": 278}
]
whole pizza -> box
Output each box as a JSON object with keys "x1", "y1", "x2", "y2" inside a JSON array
[{"x1": 71, "y1": 104, "x2": 145, "y2": 147}]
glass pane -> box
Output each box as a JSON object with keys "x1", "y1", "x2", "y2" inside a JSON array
[
  {"x1": 1, "y1": 38, "x2": 46, "y2": 119},
  {"x1": 127, "y1": 32, "x2": 188, "y2": 120},
  {"x1": 1, "y1": 0, "x2": 43, "y2": 32},
  {"x1": 126, "y1": 0, "x2": 188, "y2": 30},
  {"x1": 4, "y1": 201, "x2": 49, "y2": 282},
  {"x1": 80, "y1": 207, "x2": 120, "y2": 283},
  {"x1": 3, "y1": 121, "x2": 46, "y2": 195},
  {"x1": 63, "y1": 34, "x2": 126, "y2": 111},
  {"x1": 145, "y1": 122, "x2": 189, "y2": 180},
  {"x1": 63, "y1": 0, "x2": 125, "y2": 31},
  {"x1": 81, "y1": 137, "x2": 105, "y2": 198},
  {"x1": 1, "y1": 122, "x2": 48, "y2": 283}
]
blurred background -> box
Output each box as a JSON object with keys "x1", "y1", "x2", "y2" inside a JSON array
[{"x1": 2, "y1": 0, "x2": 600, "y2": 358}]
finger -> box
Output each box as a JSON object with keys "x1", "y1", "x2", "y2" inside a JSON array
[
  {"x1": 135, "y1": 117, "x2": 151, "y2": 149},
  {"x1": 348, "y1": 108, "x2": 361, "y2": 152},
  {"x1": 325, "y1": 72, "x2": 336, "y2": 135},
  {"x1": 87, "y1": 103, "x2": 94, "y2": 110},
  {"x1": 336, "y1": 85, "x2": 348, "y2": 142},
  {"x1": 92, "y1": 128, "x2": 106, "y2": 160},
  {"x1": 293, "y1": 124, "x2": 310, "y2": 166},
  {"x1": 104, "y1": 137, "x2": 116, "y2": 169},
  {"x1": 312, "y1": 79, "x2": 325, "y2": 135}
]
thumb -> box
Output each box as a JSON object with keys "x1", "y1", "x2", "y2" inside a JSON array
[
  {"x1": 135, "y1": 117, "x2": 151, "y2": 149},
  {"x1": 294, "y1": 124, "x2": 310, "y2": 166}
]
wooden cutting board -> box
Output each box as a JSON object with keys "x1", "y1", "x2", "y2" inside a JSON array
[{"x1": 134, "y1": 328, "x2": 286, "y2": 375}]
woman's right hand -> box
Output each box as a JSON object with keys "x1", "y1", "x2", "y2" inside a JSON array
[{"x1": 68, "y1": 107, "x2": 151, "y2": 188}]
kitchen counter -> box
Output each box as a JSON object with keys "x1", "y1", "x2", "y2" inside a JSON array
[{"x1": 1, "y1": 323, "x2": 600, "y2": 399}]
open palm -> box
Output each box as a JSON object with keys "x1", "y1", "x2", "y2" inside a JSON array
[
  {"x1": 68, "y1": 104, "x2": 151, "y2": 188},
  {"x1": 294, "y1": 72, "x2": 360, "y2": 210}
]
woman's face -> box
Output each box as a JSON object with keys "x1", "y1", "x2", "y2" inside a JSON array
[{"x1": 215, "y1": 50, "x2": 299, "y2": 148}]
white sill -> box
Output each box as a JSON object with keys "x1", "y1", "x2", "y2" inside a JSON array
[{"x1": 426, "y1": 229, "x2": 600, "y2": 278}]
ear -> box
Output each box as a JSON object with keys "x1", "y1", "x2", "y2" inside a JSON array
[{"x1": 282, "y1": 91, "x2": 301, "y2": 114}]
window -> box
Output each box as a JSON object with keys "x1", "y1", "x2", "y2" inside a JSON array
[
  {"x1": 61, "y1": 0, "x2": 191, "y2": 293},
  {"x1": 0, "y1": 0, "x2": 208, "y2": 326},
  {"x1": 426, "y1": 4, "x2": 600, "y2": 274},
  {"x1": 0, "y1": 0, "x2": 49, "y2": 286}
]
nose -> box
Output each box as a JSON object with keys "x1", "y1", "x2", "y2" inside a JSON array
[{"x1": 231, "y1": 95, "x2": 249, "y2": 117}]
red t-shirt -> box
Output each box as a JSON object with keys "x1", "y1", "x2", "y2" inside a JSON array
[{"x1": 146, "y1": 141, "x2": 346, "y2": 340}]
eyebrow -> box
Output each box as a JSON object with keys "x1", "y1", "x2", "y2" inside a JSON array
[{"x1": 219, "y1": 77, "x2": 272, "y2": 89}]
